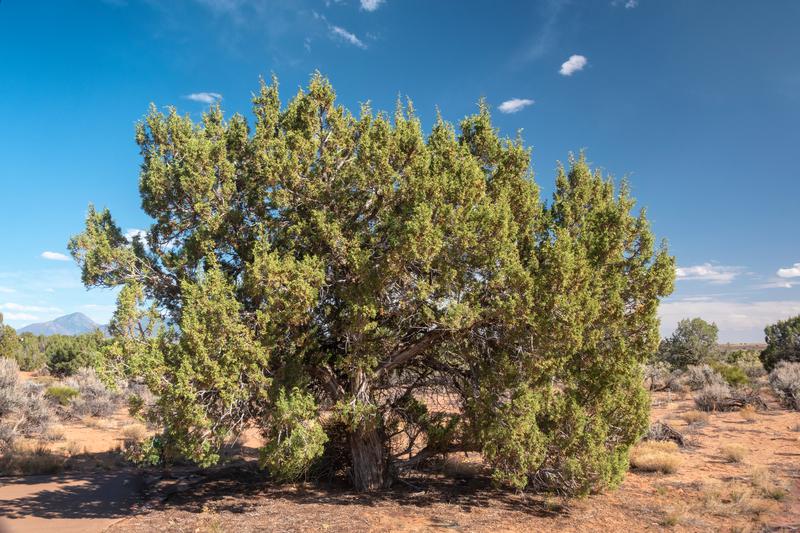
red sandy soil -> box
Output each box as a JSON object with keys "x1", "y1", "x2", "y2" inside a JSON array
[{"x1": 1, "y1": 386, "x2": 798, "y2": 532}]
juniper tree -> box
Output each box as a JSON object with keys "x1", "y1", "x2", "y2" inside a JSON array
[{"x1": 69, "y1": 74, "x2": 674, "y2": 493}]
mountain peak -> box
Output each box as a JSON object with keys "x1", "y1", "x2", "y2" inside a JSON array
[{"x1": 17, "y1": 312, "x2": 106, "y2": 336}]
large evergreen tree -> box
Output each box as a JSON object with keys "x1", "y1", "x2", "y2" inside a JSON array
[{"x1": 69, "y1": 75, "x2": 674, "y2": 492}]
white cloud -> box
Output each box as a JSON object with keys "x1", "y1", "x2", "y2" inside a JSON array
[
  {"x1": 559, "y1": 54, "x2": 588, "y2": 76},
  {"x1": 360, "y1": 0, "x2": 384, "y2": 11},
  {"x1": 330, "y1": 25, "x2": 367, "y2": 48},
  {"x1": 498, "y1": 98, "x2": 535, "y2": 114},
  {"x1": 659, "y1": 299, "x2": 800, "y2": 343},
  {"x1": 0, "y1": 287, "x2": 14, "y2": 294},
  {"x1": 777, "y1": 262, "x2": 800, "y2": 278},
  {"x1": 0, "y1": 303, "x2": 62, "y2": 313},
  {"x1": 125, "y1": 228, "x2": 147, "y2": 243},
  {"x1": 612, "y1": 0, "x2": 638, "y2": 7},
  {"x1": 3, "y1": 312, "x2": 38, "y2": 322},
  {"x1": 185, "y1": 92, "x2": 223, "y2": 104},
  {"x1": 41, "y1": 251, "x2": 70, "y2": 262},
  {"x1": 675, "y1": 263, "x2": 742, "y2": 284}
]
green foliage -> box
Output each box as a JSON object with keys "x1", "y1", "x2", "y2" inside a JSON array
[
  {"x1": 259, "y1": 388, "x2": 328, "y2": 481},
  {"x1": 0, "y1": 314, "x2": 20, "y2": 363},
  {"x1": 45, "y1": 332, "x2": 106, "y2": 377},
  {"x1": 761, "y1": 315, "x2": 800, "y2": 371},
  {"x1": 68, "y1": 75, "x2": 674, "y2": 493},
  {"x1": 45, "y1": 385, "x2": 79, "y2": 406},
  {"x1": 709, "y1": 361, "x2": 749, "y2": 387},
  {"x1": 657, "y1": 318, "x2": 719, "y2": 369}
]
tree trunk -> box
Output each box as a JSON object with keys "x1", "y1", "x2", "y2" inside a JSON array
[{"x1": 349, "y1": 424, "x2": 387, "y2": 492}]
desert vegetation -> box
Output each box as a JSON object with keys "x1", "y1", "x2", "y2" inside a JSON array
[{"x1": 2, "y1": 77, "x2": 799, "y2": 532}]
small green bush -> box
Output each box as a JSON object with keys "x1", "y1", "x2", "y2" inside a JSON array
[
  {"x1": 710, "y1": 362, "x2": 749, "y2": 387},
  {"x1": 45, "y1": 385, "x2": 79, "y2": 406}
]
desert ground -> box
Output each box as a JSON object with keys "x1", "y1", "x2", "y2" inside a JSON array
[{"x1": 1, "y1": 373, "x2": 798, "y2": 533}]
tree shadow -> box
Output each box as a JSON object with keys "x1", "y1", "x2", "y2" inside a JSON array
[
  {"x1": 0, "y1": 451, "x2": 144, "y2": 521},
  {"x1": 146, "y1": 462, "x2": 569, "y2": 520}
]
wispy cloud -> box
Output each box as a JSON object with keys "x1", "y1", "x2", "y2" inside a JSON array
[
  {"x1": 517, "y1": 0, "x2": 567, "y2": 63},
  {"x1": 0, "y1": 303, "x2": 62, "y2": 313},
  {"x1": 559, "y1": 54, "x2": 588, "y2": 76},
  {"x1": 612, "y1": 0, "x2": 638, "y2": 8},
  {"x1": 675, "y1": 263, "x2": 743, "y2": 284},
  {"x1": 330, "y1": 25, "x2": 367, "y2": 48},
  {"x1": 498, "y1": 98, "x2": 535, "y2": 114},
  {"x1": 777, "y1": 262, "x2": 800, "y2": 278},
  {"x1": 185, "y1": 92, "x2": 223, "y2": 104},
  {"x1": 360, "y1": 0, "x2": 384, "y2": 11},
  {"x1": 0, "y1": 287, "x2": 14, "y2": 294},
  {"x1": 3, "y1": 312, "x2": 38, "y2": 322},
  {"x1": 41, "y1": 251, "x2": 70, "y2": 262},
  {"x1": 660, "y1": 298, "x2": 800, "y2": 342}
]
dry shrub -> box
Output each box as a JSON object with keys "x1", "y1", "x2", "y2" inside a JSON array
[
  {"x1": 738, "y1": 404, "x2": 757, "y2": 422},
  {"x1": 694, "y1": 383, "x2": 731, "y2": 411},
  {"x1": 685, "y1": 364, "x2": 726, "y2": 390},
  {"x1": 768, "y1": 361, "x2": 800, "y2": 410},
  {"x1": 121, "y1": 423, "x2": 147, "y2": 445},
  {"x1": 441, "y1": 454, "x2": 483, "y2": 479},
  {"x1": 65, "y1": 368, "x2": 119, "y2": 418},
  {"x1": 43, "y1": 424, "x2": 66, "y2": 441},
  {"x1": 679, "y1": 410, "x2": 709, "y2": 426},
  {"x1": 719, "y1": 444, "x2": 747, "y2": 463},
  {"x1": 0, "y1": 358, "x2": 21, "y2": 417},
  {"x1": 630, "y1": 441, "x2": 681, "y2": 473},
  {"x1": 65, "y1": 440, "x2": 83, "y2": 457},
  {"x1": 0, "y1": 443, "x2": 65, "y2": 475}
]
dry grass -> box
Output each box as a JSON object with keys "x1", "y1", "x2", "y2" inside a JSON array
[
  {"x1": 0, "y1": 443, "x2": 65, "y2": 475},
  {"x1": 629, "y1": 441, "x2": 681, "y2": 473},
  {"x1": 121, "y1": 423, "x2": 147, "y2": 444},
  {"x1": 679, "y1": 410, "x2": 709, "y2": 426},
  {"x1": 658, "y1": 503, "x2": 688, "y2": 527},
  {"x1": 750, "y1": 467, "x2": 788, "y2": 501},
  {"x1": 737, "y1": 405, "x2": 758, "y2": 422},
  {"x1": 42, "y1": 424, "x2": 66, "y2": 441},
  {"x1": 700, "y1": 481, "x2": 772, "y2": 517},
  {"x1": 719, "y1": 444, "x2": 748, "y2": 463},
  {"x1": 64, "y1": 440, "x2": 83, "y2": 456}
]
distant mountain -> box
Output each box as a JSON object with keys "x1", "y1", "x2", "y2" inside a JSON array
[{"x1": 17, "y1": 312, "x2": 108, "y2": 336}]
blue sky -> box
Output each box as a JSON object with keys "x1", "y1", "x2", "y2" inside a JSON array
[{"x1": 1, "y1": 0, "x2": 799, "y2": 341}]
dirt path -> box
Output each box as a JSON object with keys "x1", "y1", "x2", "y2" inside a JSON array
[{"x1": 0, "y1": 471, "x2": 143, "y2": 533}]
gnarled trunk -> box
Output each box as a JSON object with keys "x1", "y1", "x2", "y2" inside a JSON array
[{"x1": 349, "y1": 424, "x2": 387, "y2": 491}]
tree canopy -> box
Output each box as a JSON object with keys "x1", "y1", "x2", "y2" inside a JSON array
[
  {"x1": 69, "y1": 74, "x2": 674, "y2": 493},
  {"x1": 657, "y1": 317, "x2": 718, "y2": 369},
  {"x1": 761, "y1": 315, "x2": 800, "y2": 371}
]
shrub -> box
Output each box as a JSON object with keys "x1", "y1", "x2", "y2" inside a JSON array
[
  {"x1": 760, "y1": 315, "x2": 800, "y2": 371},
  {"x1": 709, "y1": 362, "x2": 749, "y2": 387},
  {"x1": 65, "y1": 368, "x2": 119, "y2": 417},
  {"x1": 679, "y1": 410, "x2": 709, "y2": 426},
  {"x1": 629, "y1": 441, "x2": 681, "y2": 473},
  {"x1": 685, "y1": 364, "x2": 726, "y2": 390},
  {"x1": 768, "y1": 361, "x2": 800, "y2": 410},
  {"x1": 16, "y1": 388, "x2": 53, "y2": 437},
  {"x1": 0, "y1": 422, "x2": 15, "y2": 450},
  {"x1": 45, "y1": 385, "x2": 79, "y2": 406},
  {"x1": 719, "y1": 444, "x2": 747, "y2": 463},
  {"x1": 0, "y1": 358, "x2": 21, "y2": 417},
  {"x1": 693, "y1": 383, "x2": 732, "y2": 411}
]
